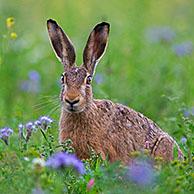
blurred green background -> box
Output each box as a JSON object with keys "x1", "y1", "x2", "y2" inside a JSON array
[{"x1": 0, "y1": 0, "x2": 194, "y2": 132}]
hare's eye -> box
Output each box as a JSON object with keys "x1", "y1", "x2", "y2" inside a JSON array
[
  {"x1": 86, "y1": 75, "x2": 92, "y2": 85},
  {"x1": 60, "y1": 73, "x2": 65, "y2": 84}
]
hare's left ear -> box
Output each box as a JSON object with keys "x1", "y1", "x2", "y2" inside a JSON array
[
  {"x1": 83, "y1": 22, "x2": 110, "y2": 76},
  {"x1": 47, "y1": 19, "x2": 76, "y2": 71}
]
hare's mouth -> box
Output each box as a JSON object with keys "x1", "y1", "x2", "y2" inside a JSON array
[{"x1": 65, "y1": 106, "x2": 85, "y2": 114}]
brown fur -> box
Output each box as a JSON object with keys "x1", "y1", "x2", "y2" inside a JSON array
[{"x1": 47, "y1": 19, "x2": 183, "y2": 163}]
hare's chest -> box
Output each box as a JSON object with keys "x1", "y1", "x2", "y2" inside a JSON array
[{"x1": 60, "y1": 125, "x2": 103, "y2": 159}]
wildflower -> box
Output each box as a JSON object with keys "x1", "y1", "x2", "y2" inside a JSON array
[
  {"x1": 183, "y1": 109, "x2": 190, "y2": 117},
  {"x1": 87, "y1": 178, "x2": 95, "y2": 191},
  {"x1": 145, "y1": 26, "x2": 175, "y2": 43},
  {"x1": 20, "y1": 70, "x2": 41, "y2": 93},
  {"x1": 18, "y1": 124, "x2": 24, "y2": 139},
  {"x1": 34, "y1": 120, "x2": 41, "y2": 127},
  {"x1": 94, "y1": 73, "x2": 104, "y2": 84},
  {"x1": 32, "y1": 187, "x2": 45, "y2": 194},
  {"x1": 39, "y1": 116, "x2": 53, "y2": 130},
  {"x1": 23, "y1": 157, "x2": 30, "y2": 161},
  {"x1": 28, "y1": 70, "x2": 40, "y2": 82},
  {"x1": 26, "y1": 122, "x2": 35, "y2": 142},
  {"x1": 6, "y1": 17, "x2": 15, "y2": 28},
  {"x1": 10, "y1": 32, "x2": 17, "y2": 39},
  {"x1": 180, "y1": 137, "x2": 187, "y2": 144},
  {"x1": 26, "y1": 122, "x2": 35, "y2": 130},
  {"x1": 46, "y1": 152, "x2": 85, "y2": 174},
  {"x1": 20, "y1": 80, "x2": 40, "y2": 93},
  {"x1": 172, "y1": 41, "x2": 193, "y2": 57},
  {"x1": 0, "y1": 127, "x2": 13, "y2": 145},
  {"x1": 32, "y1": 158, "x2": 45, "y2": 172},
  {"x1": 127, "y1": 159, "x2": 155, "y2": 186},
  {"x1": 20, "y1": 81, "x2": 30, "y2": 92},
  {"x1": 183, "y1": 107, "x2": 194, "y2": 117}
]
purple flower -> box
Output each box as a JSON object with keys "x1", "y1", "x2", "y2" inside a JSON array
[
  {"x1": 20, "y1": 80, "x2": 40, "y2": 93},
  {"x1": 34, "y1": 120, "x2": 41, "y2": 127},
  {"x1": 127, "y1": 159, "x2": 155, "y2": 186},
  {"x1": 38, "y1": 116, "x2": 53, "y2": 130},
  {"x1": 145, "y1": 26, "x2": 176, "y2": 43},
  {"x1": 180, "y1": 137, "x2": 187, "y2": 144},
  {"x1": 28, "y1": 70, "x2": 40, "y2": 81},
  {"x1": 26, "y1": 122, "x2": 34, "y2": 129},
  {"x1": 20, "y1": 81, "x2": 30, "y2": 91},
  {"x1": 183, "y1": 107, "x2": 194, "y2": 117},
  {"x1": 172, "y1": 41, "x2": 193, "y2": 57},
  {"x1": 18, "y1": 124, "x2": 24, "y2": 139},
  {"x1": 20, "y1": 70, "x2": 41, "y2": 93},
  {"x1": 0, "y1": 127, "x2": 13, "y2": 145},
  {"x1": 32, "y1": 187, "x2": 45, "y2": 194},
  {"x1": 46, "y1": 152, "x2": 85, "y2": 174},
  {"x1": 183, "y1": 109, "x2": 190, "y2": 117},
  {"x1": 26, "y1": 122, "x2": 35, "y2": 142}
]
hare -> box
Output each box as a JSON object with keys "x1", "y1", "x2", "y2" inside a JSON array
[{"x1": 47, "y1": 19, "x2": 183, "y2": 163}]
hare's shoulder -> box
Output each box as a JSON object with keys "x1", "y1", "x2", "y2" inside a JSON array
[
  {"x1": 94, "y1": 98, "x2": 147, "y2": 121},
  {"x1": 93, "y1": 99, "x2": 163, "y2": 133}
]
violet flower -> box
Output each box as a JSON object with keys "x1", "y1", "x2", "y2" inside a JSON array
[
  {"x1": 172, "y1": 41, "x2": 193, "y2": 57},
  {"x1": 180, "y1": 137, "x2": 187, "y2": 144},
  {"x1": 18, "y1": 124, "x2": 24, "y2": 139},
  {"x1": 145, "y1": 26, "x2": 176, "y2": 43},
  {"x1": 127, "y1": 159, "x2": 155, "y2": 186},
  {"x1": 26, "y1": 122, "x2": 35, "y2": 142},
  {"x1": 46, "y1": 152, "x2": 85, "y2": 174},
  {"x1": 0, "y1": 127, "x2": 13, "y2": 145},
  {"x1": 28, "y1": 70, "x2": 40, "y2": 81},
  {"x1": 32, "y1": 187, "x2": 45, "y2": 194},
  {"x1": 20, "y1": 70, "x2": 41, "y2": 93},
  {"x1": 38, "y1": 116, "x2": 53, "y2": 131}
]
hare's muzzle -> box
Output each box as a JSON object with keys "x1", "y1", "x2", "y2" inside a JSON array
[
  {"x1": 63, "y1": 95, "x2": 84, "y2": 113},
  {"x1": 65, "y1": 98, "x2": 80, "y2": 107}
]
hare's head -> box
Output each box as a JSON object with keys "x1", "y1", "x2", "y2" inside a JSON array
[{"x1": 47, "y1": 19, "x2": 109, "y2": 113}]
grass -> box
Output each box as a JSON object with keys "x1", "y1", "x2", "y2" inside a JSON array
[{"x1": 0, "y1": 0, "x2": 194, "y2": 193}]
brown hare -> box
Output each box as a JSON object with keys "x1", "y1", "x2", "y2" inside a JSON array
[{"x1": 47, "y1": 19, "x2": 183, "y2": 163}]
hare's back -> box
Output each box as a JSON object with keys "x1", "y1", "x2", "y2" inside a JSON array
[{"x1": 94, "y1": 99, "x2": 164, "y2": 144}]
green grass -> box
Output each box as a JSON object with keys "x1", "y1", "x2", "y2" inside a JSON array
[{"x1": 0, "y1": 0, "x2": 194, "y2": 193}]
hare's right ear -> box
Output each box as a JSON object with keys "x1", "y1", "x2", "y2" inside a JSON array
[
  {"x1": 83, "y1": 22, "x2": 110, "y2": 76},
  {"x1": 47, "y1": 19, "x2": 76, "y2": 70}
]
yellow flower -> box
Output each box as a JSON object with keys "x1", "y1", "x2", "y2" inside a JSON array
[
  {"x1": 10, "y1": 32, "x2": 17, "y2": 40},
  {"x1": 6, "y1": 17, "x2": 15, "y2": 28}
]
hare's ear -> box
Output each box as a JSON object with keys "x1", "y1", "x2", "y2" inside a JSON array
[
  {"x1": 47, "y1": 19, "x2": 76, "y2": 70},
  {"x1": 83, "y1": 22, "x2": 110, "y2": 76}
]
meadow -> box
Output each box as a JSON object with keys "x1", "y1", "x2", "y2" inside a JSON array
[{"x1": 0, "y1": 0, "x2": 194, "y2": 193}]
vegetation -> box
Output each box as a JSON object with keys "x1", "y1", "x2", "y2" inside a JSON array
[{"x1": 0, "y1": 0, "x2": 193, "y2": 193}]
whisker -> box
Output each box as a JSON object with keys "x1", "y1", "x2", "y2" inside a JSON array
[
  {"x1": 47, "y1": 104, "x2": 61, "y2": 116},
  {"x1": 38, "y1": 95, "x2": 59, "y2": 100},
  {"x1": 33, "y1": 97, "x2": 60, "y2": 112},
  {"x1": 33, "y1": 100, "x2": 58, "y2": 108},
  {"x1": 33, "y1": 96, "x2": 59, "y2": 107},
  {"x1": 34, "y1": 101, "x2": 59, "y2": 112}
]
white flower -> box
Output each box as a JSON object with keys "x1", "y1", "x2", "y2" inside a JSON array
[{"x1": 32, "y1": 158, "x2": 45, "y2": 169}]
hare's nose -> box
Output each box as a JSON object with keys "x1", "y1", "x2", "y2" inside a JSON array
[{"x1": 65, "y1": 98, "x2": 80, "y2": 106}]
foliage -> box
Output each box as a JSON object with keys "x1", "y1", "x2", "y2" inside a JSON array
[{"x1": 0, "y1": 0, "x2": 194, "y2": 193}]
